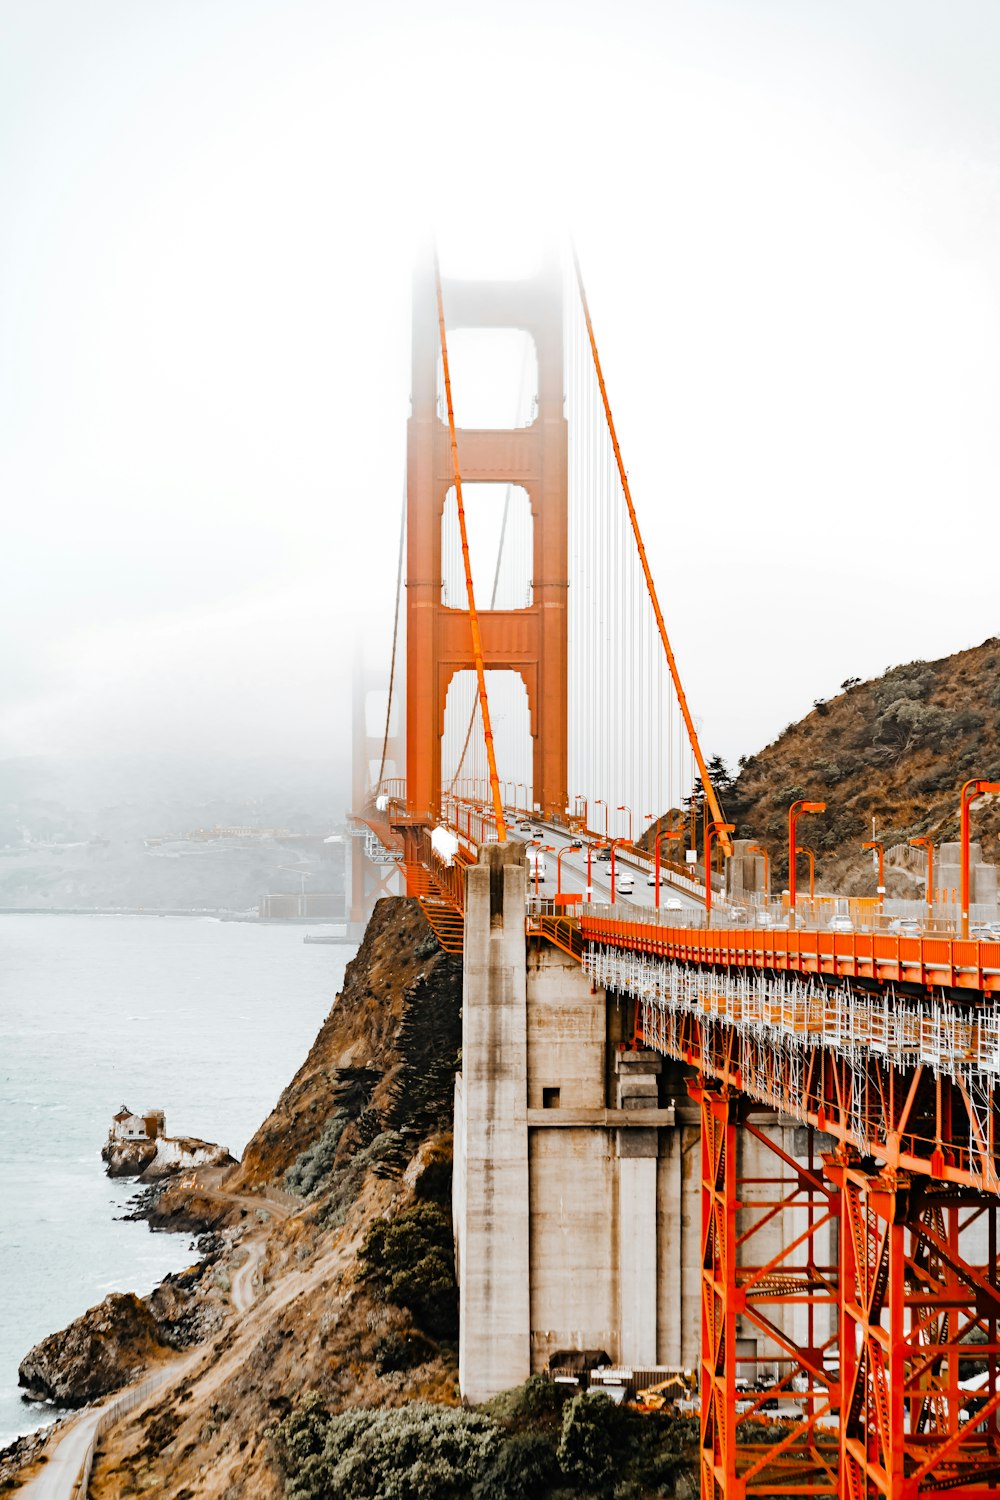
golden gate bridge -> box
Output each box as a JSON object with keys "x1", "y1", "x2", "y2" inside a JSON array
[{"x1": 352, "y1": 245, "x2": 1000, "y2": 1500}]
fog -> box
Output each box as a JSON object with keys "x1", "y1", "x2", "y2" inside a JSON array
[{"x1": 3, "y1": 0, "x2": 999, "y2": 787}]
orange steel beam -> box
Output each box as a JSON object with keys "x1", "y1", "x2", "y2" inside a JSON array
[
  {"x1": 433, "y1": 252, "x2": 507, "y2": 843},
  {"x1": 571, "y1": 247, "x2": 732, "y2": 857},
  {"x1": 696, "y1": 1086, "x2": 839, "y2": 1499}
]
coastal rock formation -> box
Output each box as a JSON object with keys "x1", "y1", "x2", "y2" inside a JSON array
[
  {"x1": 102, "y1": 1105, "x2": 235, "y2": 1181},
  {"x1": 136, "y1": 1136, "x2": 236, "y2": 1183},
  {"x1": 18, "y1": 1293, "x2": 168, "y2": 1406}
]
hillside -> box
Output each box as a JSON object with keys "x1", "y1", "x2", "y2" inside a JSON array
[{"x1": 723, "y1": 636, "x2": 1000, "y2": 895}]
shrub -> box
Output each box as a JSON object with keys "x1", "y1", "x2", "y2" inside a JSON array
[
  {"x1": 557, "y1": 1391, "x2": 631, "y2": 1494},
  {"x1": 471, "y1": 1431, "x2": 558, "y2": 1499},
  {"x1": 276, "y1": 1401, "x2": 500, "y2": 1500},
  {"x1": 284, "y1": 1113, "x2": 349, "y2": 1198},
  {"x1": 372, "y1": 1329, "x2": 435, "y2": 1375},
  {"x1": 359, "y1": 1203, "x2": 458, "y2": 1340}
]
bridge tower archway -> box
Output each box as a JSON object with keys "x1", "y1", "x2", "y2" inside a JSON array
[{"x1": 406, "y1": 260, "x2": 568, "y2": 821}]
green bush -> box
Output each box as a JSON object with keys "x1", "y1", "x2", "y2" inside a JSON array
[
  {"x1": 557, "y1": 1391, "x2": 630, "y2": 1493},
  {"x1": 471, "y1": 1431, "x2": 558, "y2": 1499},
  {"x1": 284, "y1": 1112, "x2": 349, "y2": 1197},
  {"x1": 276, "y1": 1401, "x2": 500, "y2": 1500},
  {"x1": 372, "y1": 1329, "x2": 435, "y2": 1375},
  {"x1": 359, "y1": 1203, "x2": 458, "y2": 1340}
]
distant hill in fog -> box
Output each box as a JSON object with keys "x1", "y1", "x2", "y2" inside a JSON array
[{"x1": 0, "y1": 753, "x2": 351, "y2": 911}]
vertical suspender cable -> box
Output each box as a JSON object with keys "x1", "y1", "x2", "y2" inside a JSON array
[
  {"x1": 571, "y1": 246, "x2": 731, "y2": 856},
  {"x1": 434, "y1": 251, "x2": 507, "y2": 842},
  {"x1": 375, "y1": 480, "x2": 407, "y2": 794}
]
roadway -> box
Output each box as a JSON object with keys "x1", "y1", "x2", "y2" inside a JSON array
[{"x1": 501, "y1": 812, "x2": 704, "y2": 913}]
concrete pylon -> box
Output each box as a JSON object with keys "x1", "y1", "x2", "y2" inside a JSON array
[{"x1": 453, "y1": 842, "x2": 531, "y2": 1401}]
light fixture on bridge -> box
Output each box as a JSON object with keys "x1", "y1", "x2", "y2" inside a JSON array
[{"x1": 788, "y1": 801, "x2": 826, "y2": 916}]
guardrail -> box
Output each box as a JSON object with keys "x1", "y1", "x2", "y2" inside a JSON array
[{"x1": 70, "y1": 1368, "x2": 171, "y2": 1499}]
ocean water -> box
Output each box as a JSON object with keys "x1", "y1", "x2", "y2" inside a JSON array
[{"x1": 0, "y1": 914, "x2": 354, "y2": 1449}]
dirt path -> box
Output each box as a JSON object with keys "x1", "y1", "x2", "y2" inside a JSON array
[{"x1": 231, "y1": 1238, "x2": 266, "y2": 1314}]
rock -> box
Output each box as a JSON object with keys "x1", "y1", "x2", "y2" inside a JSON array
[
  {"x1": 136, "y1": 1136, "x2": 236, "y2": 1184},
  {"x1": 18, "y1": 1293, "x2": 168, "y2": 1407},
  {"x1": 102, "y1": 1137, "x2": 158, "y2": 1177},
  {"x1": 103, "y1": 1133, "x2": 235, "y2": 1182}
]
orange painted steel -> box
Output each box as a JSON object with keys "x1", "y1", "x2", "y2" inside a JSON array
[
  {"x1": 433, "y1": 251, "x2": 506, "y2": 843},
  {"x1": 406, "y1": 260, "x2": 568, "y2": 823},
  {"x1": 961, "y1": 781, "x2": 1000, "y2": 938},
  {"x1": 571, "y1": 247, "x2": 731, "y2": 857},
  {"x1": 826, "y1": 1159, "x2": 1000, "y2": 1499},
  {"x1": 696, "y1": 1086, "x2": 839, "y2": 1499},
  {"x1": 580, "y1": 913, "x2": 1000, "y2": 995}
]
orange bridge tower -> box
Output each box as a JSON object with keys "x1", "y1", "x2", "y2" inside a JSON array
[{"x1": 405, "y1": 260, "x2": 568, "y2": 821}]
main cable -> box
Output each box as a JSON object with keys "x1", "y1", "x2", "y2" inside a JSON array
[
  {"x1": 570, "y1": 244, "x2": 730, "y2": 855},
  {"x1": 434, "y1": 250, "x2": 507, "y2": 842}
]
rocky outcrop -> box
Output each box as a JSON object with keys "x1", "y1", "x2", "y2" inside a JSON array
[
  {"x1": 18, "y1": 1293, "x2": 168, "y2": 1407},
  {"x1": 102, "y1": 1136, "x2": 158, "y2": 1177},
  {"x1": 137, "y1": 1136, "x2": 236, "y2": 1183},
  {"x1": 103, "y1": 1134, "x2": 235, "y2": 1182}
]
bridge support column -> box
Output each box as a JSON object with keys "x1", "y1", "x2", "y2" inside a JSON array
[
  {"x1": 616, "y1": 1050, "x2": 661, "y2": 1367},
  {"x1": 695, "y1": 1085, "x2": 840, "y2": 1500},
  {"x1": 827, "y1": 1158, "x2": 1000, "y2": 1500},
  {"x1": 454, "y1": 843, "x2": 531, "y2": 1402}
]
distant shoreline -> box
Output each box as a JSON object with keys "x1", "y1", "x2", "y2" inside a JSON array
[{"x1": 0, "y1": 907, "x2": 345, "y2": 924}]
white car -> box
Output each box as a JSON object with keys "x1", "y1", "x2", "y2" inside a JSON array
[
  {"x1": 828, "y1": 914, "x2": 854, "y2": 934},
  {"x1": 615, "y1": 876, "x2": 634, "y2": 895},
  {"x1": 646, "y1": 870, "x2": 665, "y2": 887},
  {"x1": 664, "y1": 897, "x2": 683, "y2": 912}
]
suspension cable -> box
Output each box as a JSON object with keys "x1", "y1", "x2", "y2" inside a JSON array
[
  {"x1": 571, "y1": 245, "x2": 731, "y2": 854},
  {"x1": 434, "y1": 250, "x2": 507, "y2": 842},
  {"x1": 374, "y1": 479, "x2": 406, "y2": 794}
]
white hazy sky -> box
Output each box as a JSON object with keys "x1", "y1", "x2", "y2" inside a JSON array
[{"x1": 2, "y1": 0, "x2": 998, "y2": 781}]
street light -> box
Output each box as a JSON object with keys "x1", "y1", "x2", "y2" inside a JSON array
[
  {"x1": 652, "y1": 828, "x2": 684, "y2": 911},
  {"x1": 960, "y1": 780, "x2": 1000, "y2": 938},
  {"x1": 909, "y1": 837, "x2": 935, "y2": 924},
  {"x1": 798, "y1": 845, "x2": 816, "y2": 902},
  {"x1": 616, "y1": 804, "x2": 633, "y2": 843},
  {"x1": 594, "y1": 798, "x2": 609, "y2": 837},
  {"x1": 556, "y1": 846, "x2": 580, "y2": 901},
  {"x1": 705, "y1": 822, "x2": 735, "y2": 922},
  {"x1": 574, "y1": 793, "x2": 589, "y2": 832},
  {"x1": 861, "y1": 840, "x2": 885, "y2": 916},
  {"x1": 788, "y1": 801, "x2": 826, "y2": 915},
  {"x1": 747, "y1": 844, "x2": 770, "y2": 894}
]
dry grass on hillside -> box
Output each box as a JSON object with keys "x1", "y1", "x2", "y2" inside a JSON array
[{"x1": 726, "y1": 637, "x2": 1000, "y2": 894}]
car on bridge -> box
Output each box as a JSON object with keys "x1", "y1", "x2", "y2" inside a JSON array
[
  {"x1": 664, "y1": 897, "x2": 683, "y2": 912},
  {"x1": 828, "y1": 914, "x2": 854, "y2": 934}
]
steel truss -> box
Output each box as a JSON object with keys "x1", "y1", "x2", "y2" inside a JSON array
[
  {"x1": 589, "y1": 944, "x2": 1000, "y2": 1499},
  {"x1": 827, "y1": 1161, "x2": 1000, "y2": 1499},
  {"x1": 586, "y1": 947, "x2": 1000, "y2": 1189},
  {"x1": 697, "y1": 1085, "x2": 839, "y2": 1498}
]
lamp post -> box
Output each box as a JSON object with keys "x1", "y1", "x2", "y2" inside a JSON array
[
  {"x1": 788, "y1": 801, "x2": 826, "y2": 916},
  {"x1": 960, "y1": 780, "x2": 1000, "y2": 938},
  {"x1": 909, "y1": 837, "x2": 935, "y2": 924},
  {"x1": 747, "y1": 844, "x2": 770, "y2": 894},
  {"x1": 653, "y1": 828, "x2": 684, "y2": 911},
  {"x1": 586, "y1": 840, "x2": 602, "y2": 903},
  {"x1": 616, "y1": 804, "x2": 633, "y2": 843},
  {"x1": 798, "y1": 845, "x2": 816, "y2": 901},
  {"x1": 609, "y1": 837, "x2": 627, "y2": 905},
  {"x1": 574, "y1": 793, "x2": 589, "y2": 833},
  {"x1": 705, "y1": 822, "x2": 735, "y2": 922},
  {"x1": 594, "y1": 799, "x2": 609, "y2": 837},
  {"x1": 861, "y1": 840, "x2": 885, "y2": 916},
  {"x1": 556, "y1": 846, "x2": 577, "y2": 901}
]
